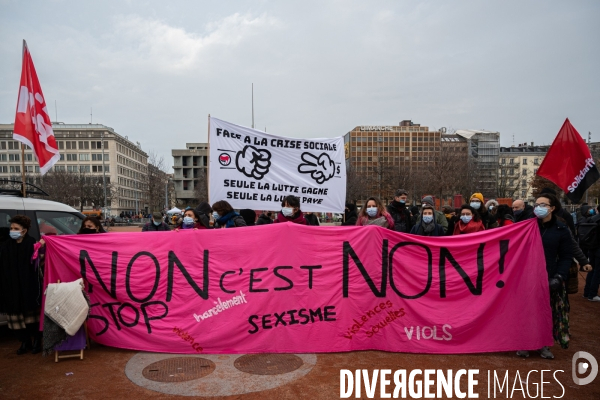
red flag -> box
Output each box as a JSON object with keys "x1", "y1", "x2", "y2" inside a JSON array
[
  {"x1": 536, "y1": 118, "x2": 599, "y2": 203},
  {"x1": 13, "y1": 40, "x2": 60, "y2": 175}
]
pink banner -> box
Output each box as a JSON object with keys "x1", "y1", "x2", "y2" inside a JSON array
[{"x1": 44, "y1": 219, "x2": 553, "y2": 354}]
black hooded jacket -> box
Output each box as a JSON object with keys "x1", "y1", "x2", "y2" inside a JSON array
[{"x1": 342, "y1": 204, "x2": 358, "y2": 226}]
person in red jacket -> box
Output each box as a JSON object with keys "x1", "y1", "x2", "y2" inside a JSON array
[
  {"x1": 453, "y1": 205, "x2": 485, "y2": 235},
  {"x1": 274, "y1": 195, "x2": 307, "y2": 224},
  {"x1": 495, "y1": 204, "x2": 515, "y2": 227}
]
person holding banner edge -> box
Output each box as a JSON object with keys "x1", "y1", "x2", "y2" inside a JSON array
[{"x1": 517, "y1": 192, "x2": 572, "y2": 359}]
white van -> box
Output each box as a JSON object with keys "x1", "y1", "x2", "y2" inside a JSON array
[{"x1": 0, "y1": 194, "x2": 84, "y2": 326}]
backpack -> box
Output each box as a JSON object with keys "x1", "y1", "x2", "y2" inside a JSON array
[{"x1": 577, "y1": 215, "x2": 600, "y2": 250}]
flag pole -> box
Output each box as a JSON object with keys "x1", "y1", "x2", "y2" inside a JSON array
[
  {"x1": 207, "y1": 114, "x2": 211, "y2": 203},
  {"x1": 20, "y1": 40, "x2": 27, "y2": 197}
]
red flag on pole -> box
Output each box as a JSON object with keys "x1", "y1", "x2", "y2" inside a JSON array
[
  {"x1": 13, "y1": 40, "x2": 60, "y2": 175},
  {"x1": 536, "y1": 118, "x2": 599, "y2": 203}
]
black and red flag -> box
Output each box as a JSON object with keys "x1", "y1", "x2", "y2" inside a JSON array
[{"x1": 536, "y1": 118, "x2": 599, "y2": 203}]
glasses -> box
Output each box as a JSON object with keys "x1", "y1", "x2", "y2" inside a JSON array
[{"x1": 535, "y1": 203, "x2": 550, "y2": 208}]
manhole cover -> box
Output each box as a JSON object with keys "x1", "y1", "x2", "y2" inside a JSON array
[
  {"x1": 234, "y1": 354, "x2": 303, "y2": 375},
  {"x1": 142, "y1": 357, "x2": 215, "y2": 382}
]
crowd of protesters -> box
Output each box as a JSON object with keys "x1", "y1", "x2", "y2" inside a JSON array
[{"x1": 1, "y1": 187, "x2": 599, "y2": 362}]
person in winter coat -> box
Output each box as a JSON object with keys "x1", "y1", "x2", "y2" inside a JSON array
[
  {"x1": 410, "y1": 204, "x2": 445, "y2": 236},
  {"x1": 304, "y1": 213, "x2": 320, "y2": 226},
  {"x1": 0, "y1": 215, "x2": 43, "y2": 355},
  {"x1": 341, "y1": 203, "x2": 358, "y2": 226},
  {"x1": 239, "y1": 209, "x2": 257, "y2": 226},
  {"x1": 495, "y1": 204, "x2": 514, "y2": 227},
  {"x1": 485, "y1": 199, "x2": 499, "y2": 216},
  {"x1": 386, "y1": 189, "x2": 413, "y2": 233},
  {"x1": 469, "y1": 193, "x2": 498, "y2": 229},
  {"x1": 194, "y1": 202, "x2": 213, "y2": 229},
  {"x1": 512, "y1": 200, "x2": 535, "y2": 222},
  {"x1": 442, "y1": 206, "x2": 458, "y2": 236},
  {"x1": 176, "y1": 209, "x2": 207, "y2": 230},
  {"x1": 453, "y1": 205, "x2": 485, "y2": 235},
  {"x1": 415, "y1": 196, "x2": 449, "y2": 233},
  {"x1": 212, "y1": 201, "x2": 247, "y2": 228},
  {"x1": 274, "y1": 195, "x2": 307, "y2": 224},
  {"x1": 356, "y1": 197, "x2": 394, "y2": 229},
  {"x1": 517, "y1": 193, "x2": 573, "y2": 359},
  {"x1": 142, "y1": 212, "x2": 171, "y2": 231},
  {"x1": 256, "y1": 212, "x2": 273, "y2": 225}
]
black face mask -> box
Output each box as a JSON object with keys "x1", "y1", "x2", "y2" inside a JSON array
[{"x1": 80, "y1": 228, "x2": 97, "y2": 234}]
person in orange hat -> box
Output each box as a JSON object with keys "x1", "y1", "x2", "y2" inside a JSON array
[{"x1": 469, "y1": 192, "x2": 498, "y2": 229}]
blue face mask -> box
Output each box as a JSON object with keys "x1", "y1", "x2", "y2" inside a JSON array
[
  {"x1": 534, "y1": 206, "x2": 550, "y2": 219},
  {"x1": 460, "y1": 215, "x2": 472, "y2": 224},
  {"x1": 9, "y1": 231, "x2": 22, "y2": 240},
  {"x1": 366, "y1": 207, "x2": 378, "y2": 217},
  {"x1": 422, "y1": 215, "x2": 433, "y2": 224},
  {"x1": 213, "y1": 212, "x2": 220, "y2": 220},
  {"x1": 470, "y1": 201, "x2": 481, "y2": 210},
  {"x1": 590, "y1": 209, "x2": 596, "y2": 216},
  {"x1": 183, "y1": 216, "x2": 194, "y2": 225},
  {"x1": 399, "y1": 199, "x2": 406, "y2": 204},
  {"x1": 153, "y1": 220, "x2": 161, "y2": 226}
]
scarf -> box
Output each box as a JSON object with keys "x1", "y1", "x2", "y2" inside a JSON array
[
  {"x1": 455, "y1": 219, "x2": 484, "y2": 234},
  {"x1": 364, "y1": 216, "x2": 389, "y2": 227},
  {"x1": 420, "y1": 219, "x2": 435, "y2": 234},
  {"x1": 218, "y1": 211, "x2": 241, "y2": 228}
]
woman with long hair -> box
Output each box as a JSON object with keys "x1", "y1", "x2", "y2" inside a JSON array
[
  {"x1": 356, "y1": 197, "x2": 394, "y2": 229},
  {"x1": 212, "y1": 200, "x2": 247, "y2": 228}
]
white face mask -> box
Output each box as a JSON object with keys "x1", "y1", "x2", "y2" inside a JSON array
[
  {"x1": 366, "y1": 207, "x2": 378, "y2": 217},
  {"x1": 282, "y1": 207, "x2": 294, "y2": 217},
  {"x1": 470, "y1": 201, "x2": 481, "y2": 210}
]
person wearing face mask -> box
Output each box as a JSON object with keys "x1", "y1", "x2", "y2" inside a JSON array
[
  {"x1": 142, "y1": 212, "x2": 171, "y2": 232},
  {"x1": 410, "y1": 204, "x2": 444, "y2": 236},
  {"x1": 274, "y1": 195, "x2": 307, "y2": 225},
  {"x1": 176, "y1": 209, "x2": 206, "y2": 230},
  {"x1": 341, "y1": 203, "x2": 358, "y2": 226},
  {"x1": 0, "y1": 215, "x2": 43, "y2": 355},
  {"x1": 415, "y1": 196, "x2": 449, "y2": 233},
  {"x1": 77, "y1": 217, "x2": 107, "y2": 234},
  {"x1": 539, "y1": 187, "x2": 575, "y2": 236},
  {"x1": 516, "y1": 193, "x2": 572, "y2": 359},
  {"x1": 452, "y1": 205, "x2": 485, "y2": 235},
  {"x1": 386, "y1": 189, "x2": 413, "y2": 233},
  {"x1": 356, "y1": 197, "x2": 394, "y2": 229},
  {"x1": 469, "y1": 193, "x2": 498, "y2": 229},
  {"x1": 211, "y1": 200, "x2": 247, "y2": 228},
  {"x1": 194, "y1": 202, "x2": 214, "y2": 229},
  {"x1": 485, "y1": 199, "x2": 499, "y2": 217},
  {"x1": 512, "y1": 199, "x2": 535, "y2": 222}
]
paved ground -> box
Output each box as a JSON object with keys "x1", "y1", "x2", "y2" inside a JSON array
[{"x1": 0, "y1": 228, "x2": 598, "y2": 399}]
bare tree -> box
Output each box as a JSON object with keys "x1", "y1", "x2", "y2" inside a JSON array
[
  {"x1": 145, "y1": 151, "x2": 169, "y2": 212},
  {"x1": 345, "y1": 164, "x2": 368, "y2": 205},
  {"x1": 497, "y1": 164, "x2": 522, "y2": 199},
  {"x1": 193, "y1": 169, "x2": 209, "y2": 204}
]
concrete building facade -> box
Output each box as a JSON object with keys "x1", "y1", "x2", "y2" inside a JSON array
[
  {"x1": 499, "y1": 144, "x2": 549, "y2": 201},
  {"x1": 0, "y1": 123, "x2": 148, "y2": 216},
  {"x1": 172, "y1": 143, "x2": 209, "y2": 206}
]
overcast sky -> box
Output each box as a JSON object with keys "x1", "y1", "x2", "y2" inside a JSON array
[{"x1": 1, "y1": 1, "x2": 598, "y2": 169}]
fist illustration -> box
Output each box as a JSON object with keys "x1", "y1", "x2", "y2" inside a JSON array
[
  {"x1": 236, "y1": 145, "x2": 272, "y2": 180},
  {"x1": 298, "y1": 152, "x2": 336, "y2": 184}
]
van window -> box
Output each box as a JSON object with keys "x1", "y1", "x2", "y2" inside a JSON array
[
  {"x1": 0, "y1": 209, "x2": 17, "y2": 244},
  {"x1": 36, "y1": 211, "x2": 83, "y2": 236}
]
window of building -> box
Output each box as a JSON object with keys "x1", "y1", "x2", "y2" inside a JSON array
[
  {"x1": 79, "y1": 165, "x2": 90, "y2": 173},
  {"x1": 79, "y1": 153, "x2": 90, "y2": 161},
  {"x1": 521, "y1": 190, "x2": 526, "y2": 198},
  {"x1": 8, "y1": 141, "x2": 20, "y2": 150},
  {"x1": 24, "y1": 154, "x2": 33, "y2": 161},
  {"x1": 9, "y1": 154, "x2": 20, "y2": 162},
  {"x1": 534, "y1": 158, "x2": 539, "y2": 165},
  {"x1": 91, "y1": 141, "x2": 102, "y2": 149},
  {"x1": 78, "y1": 141, "x2": 89, "y2": 150},
  {"x1": 522, "y1": 158, "x2": 527, "y2": 165},
  {"x1": 65, "y1": 141, "x2": 77, "y2": 149},
  {"x1": 59, "y1": 154, "x2": 64, "y2": 161},
  {"x1": 10, "y1": 166, "x2": 20, "y2": 173},
  {"x1": 522, "y1": 168, "x2": 528, "y2": 175},
  {"x1": 0, "y1": 141, "x2": 6, "y2": 149},
  {"x1": 0, "y1": 154, "x2": 6, "y2": 162},
  {"x1": 501, "y1": 158, "x2": 506, "y2": 164},
  {"x1": 534, "y1": 168, "x2": 538, "y2": 174},
  {"x1": 522, "y1": 179, "x2": 527, "y2": 187},
  {"x1": 58, "y1": 141, "x2": 64, "y2": 150},
  {"x1": 509, "y1": 159, "x2": 514, "y2": 164},
  {"x1": 67, "y1": 165, "x2": 76, "y2": 172}
]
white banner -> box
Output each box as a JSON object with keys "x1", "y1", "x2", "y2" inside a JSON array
[{"x1": 209, "y1": 117, "x2": 346, "y2": 213}]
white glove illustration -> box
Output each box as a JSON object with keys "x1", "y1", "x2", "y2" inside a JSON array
[
  {"x1": 298, "y1": 152, "x2": 336, "y2": 184},
  {"x1": 235, "y1": 145, "x2": 272, "y2": 180}
]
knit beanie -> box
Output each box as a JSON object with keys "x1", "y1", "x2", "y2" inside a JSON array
[
  {"x1": 470, "y1": 193, "x2": 484, "y2": 203},
  {"x1": 421, "y1": 196, "x2": 435, "y2": 207}
]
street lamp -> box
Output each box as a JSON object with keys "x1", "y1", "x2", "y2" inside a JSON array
[{"x1": 165, "y1": 177, "x2": 172, "y2": 211}]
